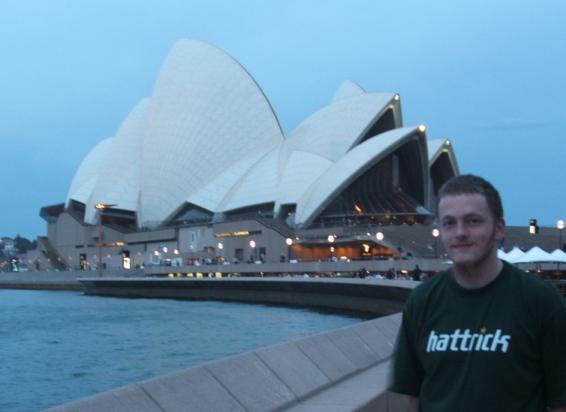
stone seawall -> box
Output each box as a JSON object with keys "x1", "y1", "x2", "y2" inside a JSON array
[
  {"x1": 79, "y1": 277, "x2": 414, "y2": 316},
  {"x1": 0, "y1": 269, "x2": 144, "y2": 291},
  {"x1": 0, "y1": 271, "x2": 86, "y2": 290}
]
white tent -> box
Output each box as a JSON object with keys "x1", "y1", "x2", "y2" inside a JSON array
[
  {"x1": 497, "y1": 249, "x2": 509, "y2": 260},
  {"x1": 512, "y1": 246, "x2": 554, "y2": 264},
  {"x1": 501, "y1": 246, "x2": 525, "y2": 263},
  {"x1": 549, "y1": 249, "x2": 566, "y2": 263}
]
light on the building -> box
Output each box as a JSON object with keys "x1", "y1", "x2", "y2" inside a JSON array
[
  {"x1": 376, "y1": 232, "x2": 384, "y2": 241},
  {"x1": 418, "y1": 125, "x2": 426, "y2": 133},
  {"x1": 327, "y1": 235, "x2": 335, "y2": 243},
  {"x1": 529, "y1": 219, "x2": 539, "y2": 235},
  {"x1": 285, "y1": 238, "x2": 293, "y2": 246},
  {"x1": 432, "y1": 228, "x2": 440, "y2": 238}
]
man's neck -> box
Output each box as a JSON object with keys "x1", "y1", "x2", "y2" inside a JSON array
[{"x1": 452, "y1": 254, "x2": 503, "y2": 289}]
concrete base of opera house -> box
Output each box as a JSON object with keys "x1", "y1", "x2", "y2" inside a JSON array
[
  {"x1": 18, "y1": 275, "x2": 413, "y2": 411},
  {"x1": 79, "y1": 276, "x2": 415, "y2": 316}
]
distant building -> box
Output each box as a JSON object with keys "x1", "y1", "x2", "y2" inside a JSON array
[
  {"x1": 38, "y1": 39, "x2": 458, "y2": 271},
  {"x1": 1, "y1": 237, "x2": 16, "y2": 255}
]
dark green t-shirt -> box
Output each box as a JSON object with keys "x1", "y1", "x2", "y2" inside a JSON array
[{"x1": 390, "y1": 261, "x2": 566, "y2": 411}]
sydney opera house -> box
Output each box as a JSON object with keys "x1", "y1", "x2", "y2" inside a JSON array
[{"x1": 37, "y1": 39, "x2": 459, "y2": 271}]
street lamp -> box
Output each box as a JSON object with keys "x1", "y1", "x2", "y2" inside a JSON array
[
  {"x1": 432, "y1": 228, "x2": 440, "y2": 258},
  {"x1": 94, "y1": 203, "x2": 116, "y2": 277},
  {"x1": 249, "y1": 240, "x2": 256, "y2": 262},
  {"x1": 217, "y1": 242, "x2": 224, "y2": 263},
  {"x1": 557, "y1": 219, "x2": 565, "y2": 250},
  {"x1": 285, "y1": 238, "x2": 293, "y2": 261},
  {"x1": 376, "y1": 232, "x2": 384, "y2": 241}
]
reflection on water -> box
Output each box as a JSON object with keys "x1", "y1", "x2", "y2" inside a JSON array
[{"x1": 0, "y1": 290, "x2": 363, "y2": 411}]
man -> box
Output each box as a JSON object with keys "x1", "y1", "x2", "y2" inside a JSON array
[
  {"x1": 412, "y1": 265, "x2": 422, "y2": 282},
  {"x1": 390, "y1": 175, "x2": 566, "y2": 411}
]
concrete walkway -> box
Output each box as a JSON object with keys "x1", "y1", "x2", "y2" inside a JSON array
[{"x1": 286, "y1": 360, "x2": 407, "y2": 412}]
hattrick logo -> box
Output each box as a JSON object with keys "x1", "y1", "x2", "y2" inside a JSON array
[{"x1": 426, "y1": 328, "x2": 511, "y2": 353}]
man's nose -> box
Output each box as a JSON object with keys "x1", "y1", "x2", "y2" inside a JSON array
[{"x1": 455, "y1": 221, "x2": 468, "y2": 237}]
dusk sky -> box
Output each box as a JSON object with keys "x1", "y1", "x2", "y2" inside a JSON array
[{"x1": 1, "y1": 0, "x2": 565, "y2": 239}]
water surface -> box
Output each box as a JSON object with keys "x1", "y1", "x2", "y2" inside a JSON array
[{"x1": 0, "y1": 290, "x2": 363, "y2": 411}]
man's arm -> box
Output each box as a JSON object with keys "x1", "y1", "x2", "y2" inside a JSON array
[
  {"x1": 389, "y1": 303, "x2": 424, "y2": 401},
  {"x1": 408, "y1": 395, "x2": 418, "y2": 412},
  {"x1": 542, "y1": 303, "x2": 566, "y2": 411}
]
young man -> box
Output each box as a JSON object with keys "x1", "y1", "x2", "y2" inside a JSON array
[{"x1": 390, "y1": 175, "x2": 566, "y2": 411}]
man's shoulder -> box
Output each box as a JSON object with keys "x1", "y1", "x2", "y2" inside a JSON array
[
  {"x1": 406, "y1": 269, "x2": 451, "y2": 304},
  {"x1": 502, "y1": 261, "x2": 565, "y2": 306},
  {"x1": 504, "y1": 261, "x2": 557, "y2": 290}
]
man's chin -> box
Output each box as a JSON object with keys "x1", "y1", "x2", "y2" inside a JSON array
[{"x1": 449, "y1": 255, "x2": 477, "y2": 267}]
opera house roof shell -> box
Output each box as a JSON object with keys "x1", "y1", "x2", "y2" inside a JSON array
[{"x1": 66, "y1": 39, "x2": 458, "y2": 230}]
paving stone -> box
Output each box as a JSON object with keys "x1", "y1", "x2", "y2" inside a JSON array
[
  {"x1": 295, "y1": 333, "x2": 357, "y2": 382},
  {"x1": 325, "y1": 327, "x2": 380, "y2": 371},
  {"x1": 206, "y1": 352, "x2": 297, "y2": 412},
  {"x1": 256, "y1": 342, "x2": 331, "y2": 399},
  {"x1": 350, "y1": 321, "x2": 392, "y2": 360},
  {"x1": 140, "y1": 367, "x2": 246, "y2": 412},
  {"x1": 374, "y1": 315, "x2": 401, "y2": 344},
  {"x1": 284, "y1": 360, "x2": 392, "y2": 412},
  {"x1": 45, "y1": 384, "x2": 162, "y2": 412}
]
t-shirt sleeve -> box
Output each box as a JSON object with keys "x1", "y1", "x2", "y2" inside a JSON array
[
  {"x1": 389, "y1": 300, "x2": 424, "y2": 396},
  {"x1": 543, "y1": 301, "x2": 566, "y2": 409}
]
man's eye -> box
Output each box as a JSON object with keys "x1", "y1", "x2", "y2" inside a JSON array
[
  {"x1": 467, "y1": 218, "x2": 482, "y2": 226},
  {"x1": 442, "y1": 221, "x2": 455, "y2": 228}
]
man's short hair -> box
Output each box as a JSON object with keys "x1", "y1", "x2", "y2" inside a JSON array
[{"x1": 437, "y1": 174, "x2": 504, "y2": 220}]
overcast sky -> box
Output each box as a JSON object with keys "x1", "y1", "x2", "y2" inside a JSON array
[{"x1": 1, "y1": 0, "x2": 565, "y2": 239}]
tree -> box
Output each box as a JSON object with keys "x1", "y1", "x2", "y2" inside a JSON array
[{"x1": 14, "y1": 235, "x2": 36, "y2": 253}]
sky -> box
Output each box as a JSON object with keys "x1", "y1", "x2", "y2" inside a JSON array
[{"x1": 1, "y1": 0, "x2": 565, "y2": 239}]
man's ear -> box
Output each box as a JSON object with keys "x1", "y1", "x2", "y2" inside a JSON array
[{"x1": 494, "y1": 218, "x2": 506, "y2": 241}]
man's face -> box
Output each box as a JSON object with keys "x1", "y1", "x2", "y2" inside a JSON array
[{"x1": 438, "y1": 193, "x2": 504, "y2": 267}]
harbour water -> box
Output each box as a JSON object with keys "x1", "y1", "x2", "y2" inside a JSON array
[{"x1": 0, "y1": 290, "x2": 365, "y2": 411}]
